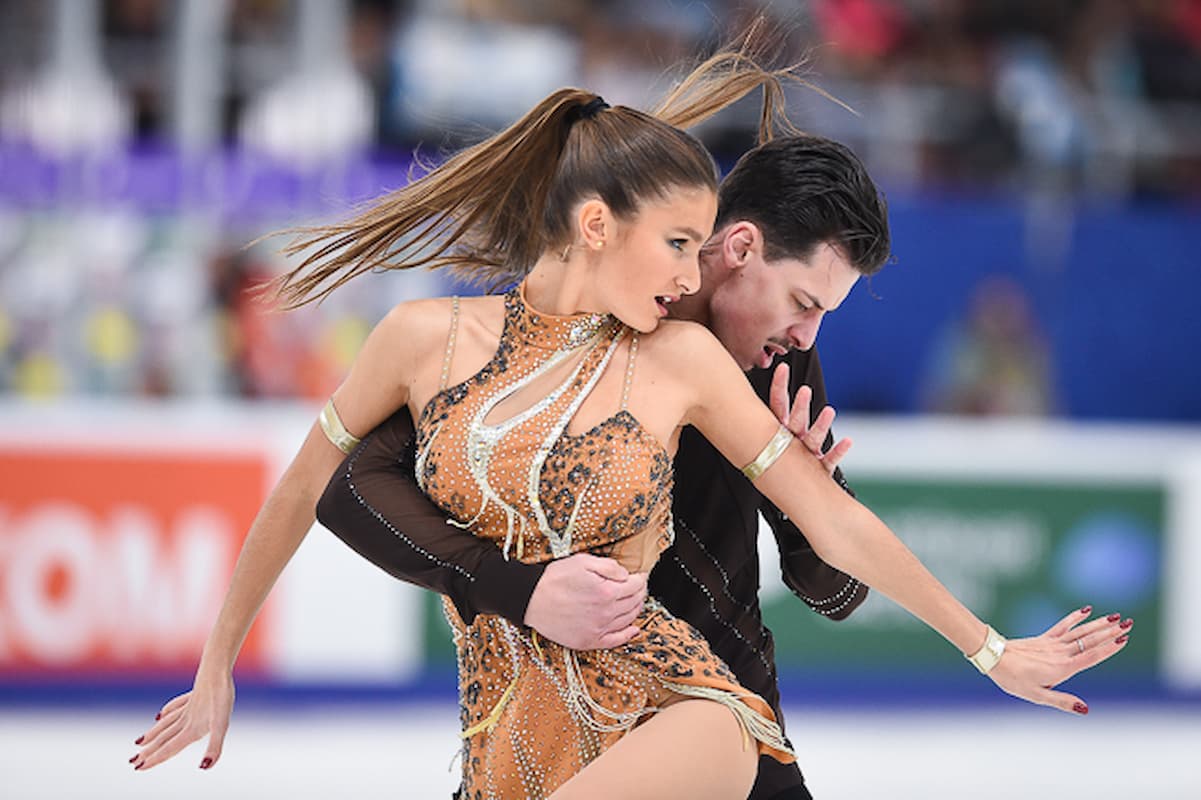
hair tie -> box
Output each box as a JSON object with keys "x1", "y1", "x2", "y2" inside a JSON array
[{"x1": 568, "y1": 97, "x2": 610, "y2": 124}]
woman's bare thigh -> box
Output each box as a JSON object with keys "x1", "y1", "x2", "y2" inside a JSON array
[{"x1": 548, "y1": 699, "x2": 758, "y2": 800}]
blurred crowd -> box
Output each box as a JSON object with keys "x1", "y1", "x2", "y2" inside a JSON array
[
  {"x1": 0, "y1": 0, "x2": 1198, "y2": 409},
  {"x1": 4, "y1": 0, "x2": 1198, "y2": 192}
]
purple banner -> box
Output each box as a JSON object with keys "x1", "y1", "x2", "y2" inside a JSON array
[{"x1": 0, "y1": 143, "x2": 417, "y2": 221}]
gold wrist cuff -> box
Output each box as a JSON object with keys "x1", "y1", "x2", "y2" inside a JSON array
[
  {"x1": 741, "y1": 424, "x2": 793, "y2": 481},
  {"x1": 965, "y1": 625, "x2": 1007, "y2": 674},
  {"x1": 319, "y1": 398, "x2": 362, "y2": 455}
]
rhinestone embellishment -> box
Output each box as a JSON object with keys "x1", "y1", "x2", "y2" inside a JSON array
[{"x1": 566, "y1": 313, "x2": 609, "y2": 348}]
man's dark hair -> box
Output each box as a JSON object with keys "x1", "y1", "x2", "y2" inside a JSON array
[{"x1": 715, "y1": 135, "x2": 891, "y2": 275}]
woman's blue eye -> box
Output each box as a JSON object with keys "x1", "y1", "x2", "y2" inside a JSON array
[{"x1": 669, "y1": 239, "x2": 687, "y2": 252}]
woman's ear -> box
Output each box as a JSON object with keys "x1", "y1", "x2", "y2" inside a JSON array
[{"x1": 577, "y1": 198, "x2": 611, "y2": 250}]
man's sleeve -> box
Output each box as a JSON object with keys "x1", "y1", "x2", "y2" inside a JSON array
[
  {"x1": 758, "y1": 348, "x2": 869, "y2": 620},
  {"x1": 315, "y1": 406, "x2": 546, "y2": 626}
]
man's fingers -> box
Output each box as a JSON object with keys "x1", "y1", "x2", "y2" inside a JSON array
[
  {"x1": 595, "y1": 626, "x2": 641, "y2": 649},
  {"x1": 582, "y1": 553, "x2": 630, "y2": 583},
  {"x1": 608, "y1": 586, "x2": 646, "y2": 625},
  {"x1": 788, "y1": 385, "x2": 813, "y2": 434},
  {"x1": 610, "y1": 571, "x2": 648, "y2": 604},
  {"x1": 822, "y1": 437, "x2": 852, "y2": 471},
  {"x1": 769, "y1": 363, "x2": 791, "y2": 423},
  {"x1": 804, "y1": 405, "x2": 835, "y2": 453},
  {"x1": 527, "y1": 556, "x2": 644, "y2": 648}
]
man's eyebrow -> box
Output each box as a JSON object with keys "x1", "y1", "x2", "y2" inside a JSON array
[{"x1": 802, "y1": 290, "x2": 826, "y2": 311}]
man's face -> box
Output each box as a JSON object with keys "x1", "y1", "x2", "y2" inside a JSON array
[{"x1": 707, "y1": 241, "x2": 861, "y2": 371}]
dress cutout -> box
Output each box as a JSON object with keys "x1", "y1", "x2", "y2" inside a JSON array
[{"x1": 415, "y1": 283, "x2": 795, "y2": 799}]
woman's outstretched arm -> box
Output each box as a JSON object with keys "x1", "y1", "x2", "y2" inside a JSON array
[
  {"x1": 667, "y1": 322, "x2": 1129, "y2": 714},
  {"x1": 129, "y1": 299, "x2": 448, "y2": 772},
  {"x1": 755, "y1": 354, "x2": 868, "y2": 620}
]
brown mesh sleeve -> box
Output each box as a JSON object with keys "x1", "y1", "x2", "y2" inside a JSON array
[{"x1": 315, "y1": 406, "x2": 546, "y2": 626}]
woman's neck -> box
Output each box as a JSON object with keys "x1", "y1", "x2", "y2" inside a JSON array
[{"x1": 522, "y1": 253, "x2": 608, "y2": 317}]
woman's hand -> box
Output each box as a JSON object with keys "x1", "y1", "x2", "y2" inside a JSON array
[
  {"x1": 130, "y1": 668, "x2": 235, "y2": 771},
  {"x1": 986, "y1": 606, "x2": 1132, "y2": 715},
  {"x1": 769, "y1": 363, "x2": 851, "y2": 476}
]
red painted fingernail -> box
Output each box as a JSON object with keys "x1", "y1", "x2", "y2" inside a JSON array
[
  {"x1": 1115, "y1": 634, "x2": 1129, "y2": 644},
  {"x1": 155, "y1": 713, "x2": 161, "y2": 721},
  {"x1": 134, "y1": 736, "x2": 144, "y2": 745},
  {"x1": 1073, "y1": 702, "x2": 1089, "y2": 715},
  {"x1": 129, "y1": 755, "x2": 138, "y2": 763},
  {"x1": 1079, "y1": 605, "x2": 1092, "y2": 615},
  {"x1": 1120, "y1": 618, "x2": 1133, "y2": 630},
  {"x1": 200, "y1": 757, "x2": 212, "y2": 770},
  {"x1": 1106, "y1": 613, "x2": 1120, "y2": 622},
  {"x1": 134, "y1": 762, "x2": 144, "y2": 771}
]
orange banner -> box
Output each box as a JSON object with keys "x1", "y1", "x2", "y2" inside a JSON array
[{"x1": 0, "y1": 448, "x2": 271, "y2": 674}]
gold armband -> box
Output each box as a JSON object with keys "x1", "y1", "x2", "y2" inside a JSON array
[
  {"x1": 965, "y1": 625, "x2": 1007, "y2": 674},
  {"x1": 319, "y1": 398, "x2": 362, "y2": 455},
  {"x1": 740, "y1": 425, "x2": 793, "y2": 481}
]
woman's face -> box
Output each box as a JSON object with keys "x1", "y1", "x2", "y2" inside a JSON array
[{"x1": 600, "y1": 185, "x2": 716, "y2": 333}]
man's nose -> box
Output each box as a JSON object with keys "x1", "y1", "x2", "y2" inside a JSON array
[{"x1": 789, "y1": 313, "x2": 824, "y2": 351}]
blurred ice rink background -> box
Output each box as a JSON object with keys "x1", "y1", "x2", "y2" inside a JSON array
[
  {"x1": 4, "y1": 705, "x2": 1200, "y2": 799},
  {"x1": 2, "y1": 1, "x2": 1200, "y2": 798}
]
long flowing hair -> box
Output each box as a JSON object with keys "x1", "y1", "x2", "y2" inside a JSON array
[{"x1": 269, "y1": 27, "x2": 822, "y2": 309}]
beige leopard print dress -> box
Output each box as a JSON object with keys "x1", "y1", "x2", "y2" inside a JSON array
[{"x1": 415, "y1": 283, "x2": 795, "y2": 799}]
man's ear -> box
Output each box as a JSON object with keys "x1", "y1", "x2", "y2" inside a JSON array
[
  {"x1": 719, "y1": 220, "x2": 761, "y2": 271},
  {"x1": 576, "y1": 198, "x2": 612, "y2": 250}
]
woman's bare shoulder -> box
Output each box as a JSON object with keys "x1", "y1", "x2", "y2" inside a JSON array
[
  {"x1": 454, "y1": 293, "x2": 507, "y2": 333},
  {"x1": 377, "y1": 294, "x2": 503, "y2": 342},
  {"x1": 636, "y1": 319, "x2": 750, "y2": 425},
  {"x1": 637, "y1": 318, "x2": 730, "y2": 373}
]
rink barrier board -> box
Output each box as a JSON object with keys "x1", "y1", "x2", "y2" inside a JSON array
[{"x1": 1, "y1": 402, "x2": 1199, "y2": 702}]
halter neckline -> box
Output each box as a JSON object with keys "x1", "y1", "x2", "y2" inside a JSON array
[{"x1": 507, "y1": 281, "x2": 620, "y2": 351}]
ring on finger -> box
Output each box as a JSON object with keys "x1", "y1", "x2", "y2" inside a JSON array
[{"x1": 1075, "y1": 638, "x2": 1086, "y2": 653}]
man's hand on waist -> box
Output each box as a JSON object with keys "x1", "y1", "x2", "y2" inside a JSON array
[{"x1": 523, "y1": 553, "x2": 647, "y2": 650}]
